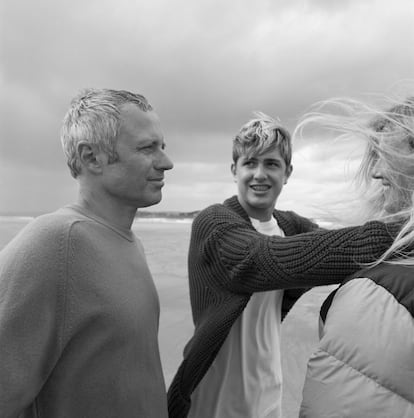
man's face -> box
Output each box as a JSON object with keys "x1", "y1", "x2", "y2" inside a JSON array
[
  {"x1": 101, "y1": 104, "x2": 173, "y2": 209},
  {"x1": 231, "y1": 147, "x2": 292, "y2": 221}
]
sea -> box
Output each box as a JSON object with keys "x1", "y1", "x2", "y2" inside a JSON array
[{"x1": 0, "y1": 215, "x2": 335, "y2": 418}]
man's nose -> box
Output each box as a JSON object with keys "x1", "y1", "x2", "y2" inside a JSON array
[{"x1": 157, "y1": 150, "x2": 174, "y2": 171}]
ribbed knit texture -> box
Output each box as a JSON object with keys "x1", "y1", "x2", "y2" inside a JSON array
[{"x1": 168, "y1": 196, "x2": 397, "y2": 417}]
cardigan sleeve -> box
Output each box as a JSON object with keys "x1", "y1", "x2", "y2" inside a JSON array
[
  {"x1": 193, "y1": 204, "x2": 398, "y2": 293},
  {"x1": 280, "y1": 210, "x2": 320, "y2": 319}
]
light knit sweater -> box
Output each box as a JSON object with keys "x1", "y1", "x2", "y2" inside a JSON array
[
  {"x1": 167, "y1": 196, "x2": 398, "y2": 418},
  {"x1": 0, "y1": 205, "x2": 168, "y2": 418}
]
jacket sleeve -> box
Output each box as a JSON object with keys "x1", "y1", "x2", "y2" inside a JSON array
[
  {"x1": 195, "y1": 205, "x2": 399, "y2": 293},
  {"x1": 0, "y1": 226, "x2": 68, "y2": 417}
]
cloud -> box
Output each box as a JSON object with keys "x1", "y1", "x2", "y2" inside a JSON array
[
  {"x1": 0, "y1": 160, "x2": 77, "y2": 215},
  {"x1": 1, "y1": 0, "x2": 413, "y2": 214}
]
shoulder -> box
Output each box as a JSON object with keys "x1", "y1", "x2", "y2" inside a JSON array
[
  {"x1": 194, "y1": 201, "x2": 248, "y2": 228},
  {"x1": 1, "y1": 209, "x2": 93, "y2": 261},
  {"x1": 4, "y1": 211, "x2": 75, "y2": 248},
  {"x1": 0, "y1": 212, "x2": 79, "y2": 294},
  {"x1": 274, "y1": 208, "x2": 312, "y2": 222},
  {"x1": 190, "y1": 201, "x2": 254, "y2": 251},
  {"x1": 349, "y1": 264, "x2": 413, "y2": 316},
  {"x1": 322, "y1": 264, "x2": 414, "y2": 333},
  {"x1": 274, "y1": 209, "x2": 319, "y2": 234}
]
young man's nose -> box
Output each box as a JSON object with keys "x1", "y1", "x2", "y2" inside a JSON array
[{"x1": 253, "y1": 164, "x2": 266, "y2": 179}]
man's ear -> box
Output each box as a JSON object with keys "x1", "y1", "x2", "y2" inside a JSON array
[
  {"x1": 77, "y1": 142, "x2": 104, "y2": 174},
  {"x1": 284, "y1": 164, "x2": 293, "y2": 184}
]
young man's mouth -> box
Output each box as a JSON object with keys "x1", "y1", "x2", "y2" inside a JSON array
[{"x1": 250, "y1": 184, "x2": 271, "y2": 192}]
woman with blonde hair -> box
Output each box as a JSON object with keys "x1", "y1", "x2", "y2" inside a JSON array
[{"x1": 297, "y1": 95, "x2": 414, "y2": 418}]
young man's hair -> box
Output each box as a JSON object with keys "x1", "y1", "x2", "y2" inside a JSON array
[
  {"x1": 61, "y1": 88, "x2": 153, "y2": 178},
  {"x1": 232, "y1": 111, "x2": 292, "y2": 168},
  {"x1": 294, "y1": 95, "x2": 414, "y2": 266}
]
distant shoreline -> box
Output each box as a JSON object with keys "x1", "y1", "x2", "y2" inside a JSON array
[
  {"x1": 136, "y1": 210, "x2": 200, "y2": 220},
  {"x1": 0, "y1": 210, "x2": 201, "y2": 221}
]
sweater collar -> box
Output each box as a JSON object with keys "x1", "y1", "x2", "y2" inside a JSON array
[
  {"x1": 223, "y1": 195, "x2": 296, "y2": 236},
  {"x1": 223, "y1": 195, "x2": 251, "y2": 222},
  {"x1": 65, "y1": 204, "x2": 135, "y2": 242},
  {"x1": 223, "y1": 195, "x2": 280, "y2": 224}
]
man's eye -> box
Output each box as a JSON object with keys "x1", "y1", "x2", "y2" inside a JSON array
[{"x1": 139, "y1": 145, "x2": 153, "y2": 151}]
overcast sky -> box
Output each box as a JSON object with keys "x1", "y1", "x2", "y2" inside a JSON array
[{"x1": 1, "y1": 0, "x2": 413, "y2": 218}]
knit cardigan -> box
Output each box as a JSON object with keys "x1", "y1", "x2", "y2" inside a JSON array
[{"x1": 167, "y1": 196, "x2": 397, "y2": 418}]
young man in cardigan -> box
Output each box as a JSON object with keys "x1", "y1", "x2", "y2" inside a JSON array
[{"x1": 168, "y1": 112, "x2": 398, "y2": 418}]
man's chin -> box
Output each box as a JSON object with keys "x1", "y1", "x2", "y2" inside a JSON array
[{"x1": 138, "y1": 195, "x2": 162, "y2": 209}]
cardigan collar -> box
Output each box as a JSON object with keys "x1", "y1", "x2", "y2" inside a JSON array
[
  {"x1": 223, "y1": 195, "x2": 296, "y2": 236},
  {"x1": 223, "y1": 195, "x2": 252, "y2": 223},
  {"x1": 223, "y1": 194, "x2": 282, "y2": 224}
]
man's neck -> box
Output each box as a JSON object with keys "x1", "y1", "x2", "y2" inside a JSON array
[{"x1": 76, "y1": 192, "x2": 137, "y2": 231}]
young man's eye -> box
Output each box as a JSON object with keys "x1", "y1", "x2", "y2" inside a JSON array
[{"x1": 243, "y1": 160, "x2": 254, "y2": 167}]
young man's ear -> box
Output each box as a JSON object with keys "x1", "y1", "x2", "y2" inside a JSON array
[
  {"x1": 284, "y1": 164, "x2": 293, "y2": 184},
  {"x1": 231, "y1": 163, "x2": 237, "y2": 181},
  {"x1": 77, "y1": 142, "x2": 105, "y2": 174}
]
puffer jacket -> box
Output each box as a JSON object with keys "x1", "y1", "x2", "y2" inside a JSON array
[{"x1": 300, "y1": 263, "x2": 414, "y2": 418}]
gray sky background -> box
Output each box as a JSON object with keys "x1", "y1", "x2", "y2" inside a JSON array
[{"x1": 1, "y1": 0, "x2": 414, "y2": 217}]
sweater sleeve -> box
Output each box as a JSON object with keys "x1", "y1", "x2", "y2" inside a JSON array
[
  {"x1": 280, "y1": 210, "x2": 320, "y2": 320},
  {"x1": 194, "y1": 205, "x2": 398, "y2": 293},
  {"x1": 0, "y1": 221, "x2": 69, "y2": 417}
]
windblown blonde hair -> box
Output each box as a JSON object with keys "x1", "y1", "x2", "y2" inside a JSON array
[{"x1": 294, "y1": 95, "x2": 414, "y2": 266}]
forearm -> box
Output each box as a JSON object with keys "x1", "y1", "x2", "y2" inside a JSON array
[{"x1": 215, "y1": 221, "x2": 397, "y2": 292}]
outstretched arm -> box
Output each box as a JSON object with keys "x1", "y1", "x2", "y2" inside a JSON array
[{"x1": 194, "y1": 204, "x2": 398, "y2": 293}]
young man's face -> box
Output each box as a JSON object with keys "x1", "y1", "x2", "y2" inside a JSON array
[
  {"x1": 100, "y1": 103, "x2": 174, "y2": 209},
  {"x1": 231, "y1": 147, "x2": 292, "y2": 221}
]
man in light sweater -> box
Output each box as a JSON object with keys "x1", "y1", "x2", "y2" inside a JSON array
[
  {"x1": 168, "y1": 112, "x2": 398, "y2": 418},
  {"x1": 0, "y1": 89, "x2": 173, "y2": 418}
]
